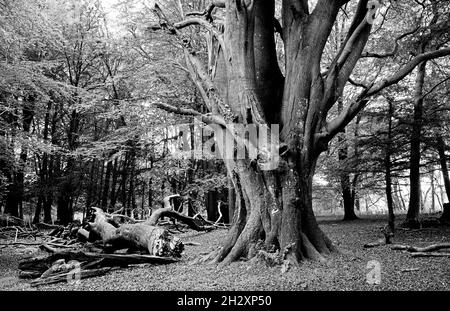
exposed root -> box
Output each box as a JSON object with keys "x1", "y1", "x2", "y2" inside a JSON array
[{"x1": 300, "y1": 232, "x2": 327, "y2": 263}]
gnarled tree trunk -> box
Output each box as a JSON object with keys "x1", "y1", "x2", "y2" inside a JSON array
[{"x1": 149, "y1": 0, "x2": 450, "y2": 266}]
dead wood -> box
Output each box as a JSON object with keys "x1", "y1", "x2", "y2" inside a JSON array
[
  {"x1": 89, "y1": 207, "x2": 117, "y2": 243},
  {"x1": 148, "y1": 209, "x2": 216, "y2": 231},
  {"x1": 30, "y1": 267, "x2": 113, "y2": 287},
  {"x1": 410, "y1": 252, "x2": 450, "y2": 257},
  {"x1": 391, "y1": 243, "x2": 450, "y2": 252},
  {"x1": 363, "y1": 239, "x2": 387, "y2": 248},
  {"x1": 400, "y1": 268, "x2": 419, "y2": 272},
  {"x1": 88, "y1": 205, "x2": 183, "y2": 257},
  {"x1": 77, "y1": 228, "x2": 90, "y2": 241},
  {"x1": 34, "y1": 223, "x2": 63, "y2": 230},
  {"x1": 19, "y1": 270, "x2": 42, "y2": 279},
  {"x1": 148, "y1": 195, "x2": 216, "y2": 231},
  {"x1": 19, "y1": 250, "x2": 180, "y2": 274},
  {"x1": 0, "y1": 215, "x2": 25, "y2": 227}
]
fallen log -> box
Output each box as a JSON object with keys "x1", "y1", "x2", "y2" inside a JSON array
[
  {"x1": 19, "y1": 250, "x2": 180, "y2": 274},
  {"x1": 89, "y1": 207, "x2": 117, "y2": 243},
  {"x1": 410, "y1": 252, "x2": 450, "y2": 258},
  {"x1": 400, "y1": 268, "x2": 419, "y2": 273},
  {"x1": 19, "y1": 270, "x2": 42, "y2": 279},
  {"x1": 89, "y1": 206, "x2": 183, "y2": 257},
  {"x1": 77, "y1": 228, "x2": 90, "y2": 241},
  {"x1": 112, "y1": 223, "x2": 183, "y2": 257},
  {"x1": 0, "y1": 241, "x2": 42, "y2": 246},
  {"x1": 363, "y1": 239, "x2": 386, "y2": 248},
  {"x1": 391, "y1": 243, "x2": 450, "y2": 252},
  {"x1": 30, "y1": 267, "x2": 113, "y2": 287}
]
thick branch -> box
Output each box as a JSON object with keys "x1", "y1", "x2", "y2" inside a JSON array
[
  {"x1": 324, "y1": 48, "x2": 450, "y2": 140},
  {"x1": 147, "y1": 195, "x2": 215, "y2": 231},
  {"x1": 153, "y1": 102, "x2": 227, "y2": 127},
  {"x1": 365, "y1": 48, "x2": 450, "y2": 97}
]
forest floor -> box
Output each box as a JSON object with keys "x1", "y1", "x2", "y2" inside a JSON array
[{"x1": 0, "y1": 214, "x2": 449, "y2": 291}]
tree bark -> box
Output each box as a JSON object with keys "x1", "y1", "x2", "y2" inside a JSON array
[
  {"x1": 405, "y1": 60, "x2": 427, "y2": 228},
  {"x1": 101, "y1": 160, "x2": 113, "y2": 209},
  {"x1": 385, "y1": 99, "x2": 395, "y2": 232},
  {"x1": 437, "y1": 136, "x2": 450, "y2": 203},
  {"x1": 338, "y1": 100, "x2": 358, "y2": 221}
]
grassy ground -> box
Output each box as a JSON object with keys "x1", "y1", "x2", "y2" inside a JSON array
[{"x1": 0, "y1": 214, "x2": 449, "y2": 291}]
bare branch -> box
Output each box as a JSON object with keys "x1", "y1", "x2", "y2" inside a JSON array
[
  {"x1": 361, "y1": 26, "x2": 420, "y2": 59},
  {"x1": 366, "y1": 48, "x2": 450, "y2": 96},
  {"x1": 348, "y1": 77, "x2": 369, "y2": 89},
  {"x1": 152, "y1": 102, "x2": 226, "y2": 127},
  {"x1": 420, "y1": 75, "x2": 450, "y2": 100},
  {"x1": 324, "y1": 47, "x2": 450, "y2": 141}
]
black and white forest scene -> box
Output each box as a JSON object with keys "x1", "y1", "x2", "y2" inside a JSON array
[{"x1": 0, "y1": 0, "x2": 449, "y2": 298}]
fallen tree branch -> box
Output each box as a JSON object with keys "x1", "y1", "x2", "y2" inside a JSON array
[
  {"x1": 30, "y1": 267, "x2": 113, "y2": 287},
  {"x1": 410, "y1": 252, "x2": 450, "y2": 258},
  {"x1": 19, "y1": 250, "x2": 180, "y2": 274},
  {"x1": 401, "y1": 268, "x2": 419, "y2": 273},
  {"x1": 148, "y1": 209, "x2": 216, "y2": 231},
  {"x1": 0, "y1": 241, "x2": 42, "y2": 246},
  {"x1": 147, "y1": 194, "x2": 216, "y2": 231},
  {"x1": 391, "y1": 243, "x2": 450, "y2": 253}
]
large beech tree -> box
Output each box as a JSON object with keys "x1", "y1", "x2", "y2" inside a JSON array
[{"x1": 149, "y1": 0, "x2": 450, "y2": 265}]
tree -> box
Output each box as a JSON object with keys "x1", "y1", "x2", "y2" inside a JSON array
[{"x1": 145, "y1": 0, "x2": 450, "y2": 265}]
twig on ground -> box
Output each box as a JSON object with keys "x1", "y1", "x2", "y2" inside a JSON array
[{"x1": 400, "y1": 268, "x2": 419, "y2": 273}]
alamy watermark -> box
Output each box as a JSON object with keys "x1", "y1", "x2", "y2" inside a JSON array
[{"x1": 160, "y1": 118, "x2": 281, "y2": 171}]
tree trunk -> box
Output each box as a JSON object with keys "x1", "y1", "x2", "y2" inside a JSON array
[
  {"x1": 96, "y1": 160, "x2": 105, "y2": 206},
  {"x1": 109, "y1": 158, "x2": 119, "y2": 211},
  {"x1": 385, "y1": 99, "x2": 395, "y2": 232},
  {"x1": 56, "y1": 159, "x2": 75, "y2": 225},
  {"x1": 227, "y1": 178, "x2": 236, "y2": 224},
  {"x1": 437, "y1": 136, "x2": 450, "y2": 203},
  {"x1": 405, "y1": 60, "x2": 427, "y2": 228},
  {"x1": 210, "y1": 155, "x2": 335, "y2": 267},
  {"x1": 120, "y1": 155, "x2": 128, "y2": 209},
  {"x1": 205, "y1": 190, "x2": 218, "y2": 222},
  {"x1": 430, "y1": 170, "x2": 435, "y2": 212},
  {"x1": 148, "y1": 178, "x2": 153, "y2": 210},
  {"x1": 33, "y1": 195, "x2": 44, "y2": 224},
  {"x1": 338, "y1": 99, "x2": 357, "y2": 221},
  {"x1": 85, "y1": 160, "x2": 96, "y2": 209}
]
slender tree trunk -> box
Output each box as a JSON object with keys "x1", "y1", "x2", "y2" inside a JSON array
[
  {"x1": 385, "y1": 99, "x2": 395, "y2": 232},
  {"x1": 338, "y1": 100, "x2": 357, "y2": 221},
  {"x1": 437, "y1": 136, "x2": 450, "y2": 202},
  {"x1": 120, "y1": 155, "x2": 128, "y2": 209},
  {"x1": 33, "y1": 195, "x2": 44, "y2": 223},
  {"x1": 405, "y1": 60, "x2": 427, "y2": 228},
  {"x1": 228, "y1": 177, "x2": 236, "y2": 224},
  {"x1": 430, "y1": 170, "x2": 435, "y2": 212},
  {"x1": 109, "y1": 158, "x2": 119, "y2": 210},
  {"x1": 96, "y1": 160, "x2": 105, "y2": 206},
  {"x1": 101, "y1": 160, "x2": 112, "y2": 209},
  {"x1": 148, "y1": 178, "x2": 153, "y2": 210},
  {"x1": 43, "y1": 102, "x2": 58, "y2": 224},
  {"x1": 86, "y1": 160, "x2": 95, "y2": 209}
]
